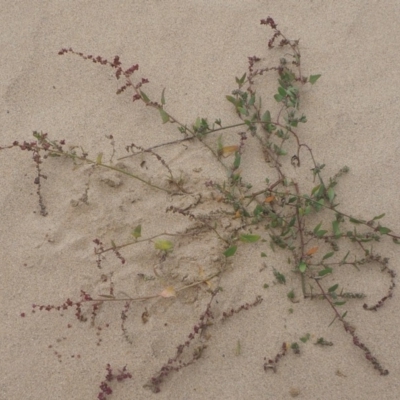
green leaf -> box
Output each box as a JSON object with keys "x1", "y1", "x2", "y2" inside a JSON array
[
  {"x1": 328, "y1": 284, "x2": 339, "y2": 293},
  {"x1": 159, "y1": 108, "x2": 170, "y2": 124},
  {"x1": 341, "y1": 251, "x2": 350, "y2": 263},
  {"x1": 273, "y1": 144, "x2": 287, "y2": 156},
  {"x1": 261, "y1": 252, "x2": 267, "y2": 257},
  {"x1": 349, "y1": 217, "x2": 363, "y2": 224},
  {"x1": 274, "y1": 94, "x2": 284, "y2": 102},
  {"x1": 235, "y1": 73, "x2": 246, "y2": 86},
  {"x1": 278, "y1": 86, "x2": 286, "y2": 96},
  {"x1": 300, "y1": 333, "x2": 310, "y2": 343},
  {"x1": 238, "y1": 107, "x2": 249, "y2": 116},
  {"x1": 334, "y1": 301, "x2": 346, "y2": 306},
  {"x1": 327, "y1": 187, "x2": 335, "y2": 202},
  {"x1": 332, "y1": 220, "x2": 341, "y2": 238},
  {"x1": 224, "y1": 246, "x2": 237, "y2": 257},
  {"x1": 233, "y1": 152, "x2": 241, "y2": 169},
  {"x1": 273, "y1": 269, "x2": 286, "y2": 284},
  {"x1": 373, "y1": 213, "x2": 385, "y2": 220},
  {"x1": 300, "y1": 205, "x2": 312, "y2": 216},
  {"x1": 154, "y1": 240, "x2": 173, "y2": 251},
  {"x1": 160, "y1": 88, "x2": 166, "y2": 105},
  {"x1": 342, "y1": 311, "x2": 348, "y2": 319},
  {"x1": 288, "y1": 216, "x2": 296, "y2": 229},
  {"x1": 240, "y1": 234, "x2": 261, "y2": 243},
  {"x1": 140, "y1": 90, "x2": 150, "y2": 103},
  {"x1": 261, "y1": 110, "x2": 271, "y2": 124},
  {"x1": 313, "y1": 222, "x2": 322, "y2": 235},
  {"x1": 311, "y1": 184, "x2": 320, "y2": 195},
  {"x1": 298, "y1": 261, "x2": 307, "y2": 273},
  {"x1": 131, "y1": 225, "x2": 142, "y2": 239},
  {"x1": 322, "y1": 251, "x2": 334, "y2": 260},
  {"x1": 318, "y1": 267, "x2": 332, "y2": 276},
  {"x1": 248, "y1": 94, "x2": 256, "y2": 106},
  {"x1": 287, "y1": 290, "x2": 295, "y2": 300},
  {"x1": 226, "y1": 95, "x2": 238, "y2": 106},
  {"x1": 309, "y1": 74, "x2": 321, "y2": 84},
  {"x1": 393, "y1": 238, "x2": 400, "y2": 245},
  {"x1": 315, "y1": 229, "x2": 328, "y2": 238},
  {"x1": 378, "y1": 226, "x2": 391, "y2": 234}
]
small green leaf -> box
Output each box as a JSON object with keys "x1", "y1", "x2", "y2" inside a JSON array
[
  {"x1": 224, "y1": 246, "x2": 237, "y2": 257},
  {"x1": 373, "y1": 213, "x2": 385, "y2": 220},
  {"x1": 378, "y1": 226, "x2": 391, "y2": 234},
  {"x1": 315, "y1": 230, "x2": 328, "y2": 238},
  {"x1": 261, "y1": 252, "x2": 267, "y2": 257},
  {"x1": 313, "y1": 222, "x2": 322, "y2": 234},
  {"x1": 240, "y1": 234, "x2": 261, "y2": 243},
  {"x1": 318, "y1": 267, "x2": 332, "y2": 276},
  {"x1": 309, "y1": 74, "x2": 321, "y2": 84},
  {"x1": 334, "y1": 301, "x2": 346, "y2": 306},
  {"x1": 287, "y1": 216, "x2": 296, "y2": 229},
  {"x1": 332, "y1": 220, "x2": 341, "y2": 238},
  {"x1": 327, "y1": 187, "x2": 335, "y2": 202},
  {"x1": 154, "y1": 240, "x2": 173, "y2": 251},
  {"x1": 273, "y1": 144, "x2": 287, "y2": 156},
  {"x1": 233, "y1": 152, "x2": 241, "y2": 169},
  {"x1": 261, "y1": 110, "x2": 271, "y2": 124},
  {"x1": 278, "y1": 86, "x2": 286, "y2": 96},
  {"x1": 287, "y1": 290, "x2": 295, "y2": 299},
  {"x1": 140, "y1": 90, "x2": 150, "y2": 103},
  {"x1": 273, "y1": 269, "x2": 286, "y2": 284},
  {"x1": 349, "y1": 217, "x2": 363, "y2": 224},
  {"x1": 341, "y1": 251, "x2": 350, "y2": 263},
  {"x1": 322, "y1": 251, "x2": 334, "y2": 260},
  {"x1": 235, "y1": 72, "x2": 246, "y2": 86},
  {"x1": 159, "y1": 108, "x2": 170, "y2": 124},
  {"x1": 226, "y1": 95, "x2": 238, "y2": 106},
  {"x1": 274, "y1": 94, "x2": 284, "y2": 102},
  {"x1": 342, "y1": 311, "x2": 348, "y2": 319},
  {"x1": 131, "y1": 225, "x2": 142, "y2": 239},
  {"x1": 298, "y1": 261, "x2": 307, "y2": 273},
  {"x1": 328, "y1": 284, "x2": 339, "y2": 293},
  {"x1": 160, "y1": 88, "x2": 166, "y2": 105},
  {"x1": 238, "y1": 107, "x2": 249, "y2": 116},
  {"x1": 311, "y1": 185, "x2": 321, "y2": 196},
  {"x1": 248, "y1": 94, "x2": 256, "y2": 106},
  {"x1": 300, "y1": 333, "x2": 310, "y2": 343}
]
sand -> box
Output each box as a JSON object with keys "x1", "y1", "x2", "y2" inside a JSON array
[{"x1": 1, "y1": 1, "x2": 400, "y2": 399}]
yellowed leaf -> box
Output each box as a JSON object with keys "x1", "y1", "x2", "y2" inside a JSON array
[
  {"x1": 221, "y1": 145, "x2": 239, "y2": 157},
  {"x1": 234, "y1": 210, "x2": 241, "y2": 218},
  {"x1": 306, "y1": 246, "x2": 318, "y2": 256},
  {"x1": 283, "y1": 342, "x2": 289, "y2": 351},
  {"x1": 159, "y1": 286, "x2": 176, "y2": 298},
  {"x1": 265, "y1": 196, "x2": 275, "y2": 203},
  {"x1": 96, "y1": 152, "x2": 103, "y2": 165},
  {"x1": 154, "y1": 240, "x2": 173, "y2": 251}
]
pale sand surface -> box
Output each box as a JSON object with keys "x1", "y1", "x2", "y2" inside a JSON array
[{"x1": 1, "y1": 1, "x2": 400, "y2": 399}]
